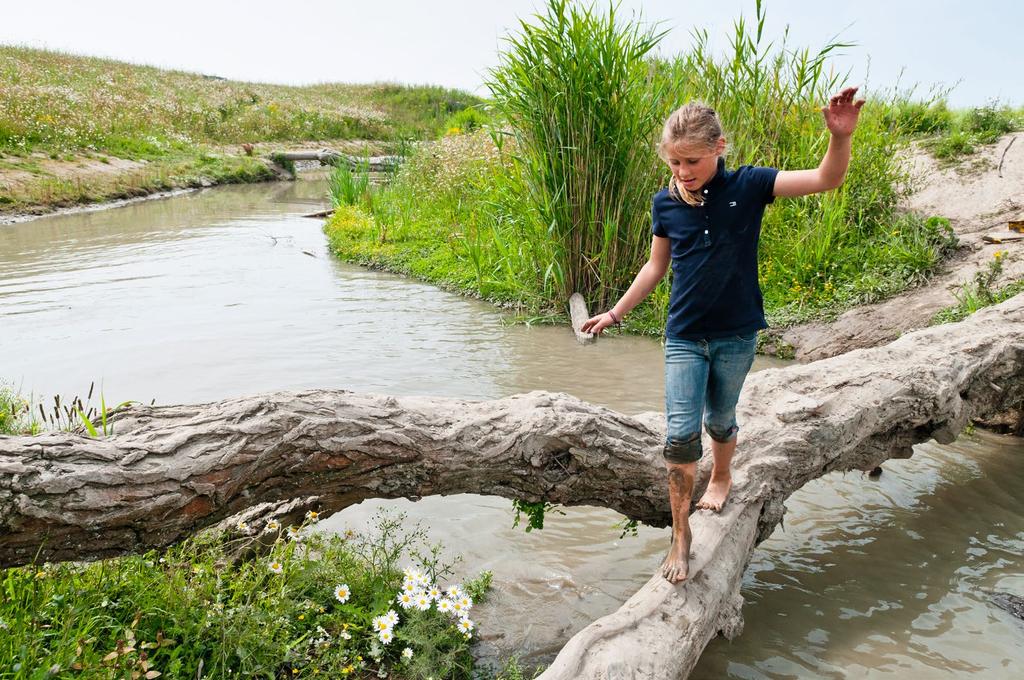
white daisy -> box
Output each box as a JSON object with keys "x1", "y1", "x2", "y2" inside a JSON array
[
  {"x1": 384, "y1": 609, "x2": 400, "y2": 626},
  {"x1": 457, "y1": 617, "x2": 474, "y2": 635},
  {"x1": 446, "y1": 584, "x2": 463, "y2": 599},
  {"x1": 415, "y1": 572, "x2": 430, "y2": 587},
  {"x1": 402, "y1": 647, "x2": 414, "y2": 660},
  {"x1": 286, "y1": 525, "x2": 301, "y2": 540},
  {"x1": 401, "y1": 580, "x2": 418, "y2": 594},
  {"x1": 236, "y1": 520, "x2": 250, "y2": 533},
  {"x1": 334, "y1": 584, "x2": 351, "y2": 603},
  {"x1": 427, "y1": 585, "x2": 443, "y2": 600},
  {"x1": 414, "y1": 592, "x2": 432, "y2": 611},
  {"x1": 263, "y1": 520, "x2": 280, "y2": 533},
  {"x1": 305, "y1": 510, "x2": 320, "y2": 522},
  {"x1": 268, "y1": 561, "x2": 283, "y2": 574},
  {"x1": 397, "y1": 592, "x2": 416, "y2": 609},
  {"x1": 458, "y1": 595, "x2": 473, "y2": 610},
  {"x1": 378, "y1": 628, "x2": 394, "y2": 644},
  {"x1": 372, "y1": 615, "x2": 392, "y2": 633},
  {"x1": 437, "y1": 598, "x2": 453, "y2": 614},
  {"x1": 451, "y1": 600, "x2": 467, "y2": 615}
]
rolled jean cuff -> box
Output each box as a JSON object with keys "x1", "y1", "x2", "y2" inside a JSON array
[
  {"x1": 663, "y1": 432, "x2": 702, "y2": 464},
  {"x1": 705, "y1": 422, "x2": 738, "y2": 443}
]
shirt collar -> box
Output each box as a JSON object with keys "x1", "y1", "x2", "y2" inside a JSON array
[{"x1": 702, "y1": 156, "x2": 727, "y2": 193}]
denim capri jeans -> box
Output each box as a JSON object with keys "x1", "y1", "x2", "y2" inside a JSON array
[{"x1": 662, "y1": 331, "x2": 757, "y2": 464}]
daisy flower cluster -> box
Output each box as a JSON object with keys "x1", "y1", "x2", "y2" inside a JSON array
[
  {"x1": 395, "y1": 566, "x2": 476, "y2": 640},
  {"x1": 370, "y1": 608, "x2": 401, "y2": 645}
]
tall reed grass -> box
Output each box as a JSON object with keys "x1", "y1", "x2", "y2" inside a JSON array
[
  {"x1": 328, "y1": 157, "x2": 373, "y2": 210},
  {"x1": 484, "y1": 0, "x2": 669, "y2": 310}
]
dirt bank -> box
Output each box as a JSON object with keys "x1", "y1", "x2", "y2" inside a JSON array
[
  {"x1": 775, "y1": 133, "x2": 1023, "y2": 362},
  {"x1": 0, "y1": 139, "x2": 388, "y2": 224}
]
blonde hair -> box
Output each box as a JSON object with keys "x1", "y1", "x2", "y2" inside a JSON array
[{"x1": 657, "y1": 102, "x2": 724, "y2": 206}]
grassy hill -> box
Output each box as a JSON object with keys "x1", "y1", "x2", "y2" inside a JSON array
[{"x1": 0, "y1": 45, "x2": 484, "y2": 215}]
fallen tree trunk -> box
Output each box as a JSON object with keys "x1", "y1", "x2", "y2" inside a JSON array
[
  {"x1": 1, "y1": 296, "x2": 1022, "y2": 678},
  {"x1": 0, "y1": 389, "x2": 672, "y2": 567}
]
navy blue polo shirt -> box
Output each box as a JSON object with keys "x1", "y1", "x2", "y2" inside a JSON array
[{"x1": 651, "y1": 157, "x2": 778, "y2": 340}]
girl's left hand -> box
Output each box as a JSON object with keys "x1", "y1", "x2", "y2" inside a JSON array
[{"x1": 822, "y1": 86, "x2": 866, "y2": 138}]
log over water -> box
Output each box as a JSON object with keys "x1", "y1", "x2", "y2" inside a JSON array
[
  {"x1": 270, "y1": 150, "x2": 401, "y2": 172},
  {"x1": 1, "y1": 295, "x2": 1022, "y2": 678}
]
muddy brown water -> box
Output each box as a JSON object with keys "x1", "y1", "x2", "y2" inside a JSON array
[{"x1": 2, "y1": 177, "x2": 1021, "y2": 678}]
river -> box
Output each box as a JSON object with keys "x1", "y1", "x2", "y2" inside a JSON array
[{"x1": 1, "y1": 176, "x2": 1021, "y2": 678}]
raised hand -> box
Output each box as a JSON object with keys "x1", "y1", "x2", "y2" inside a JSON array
[{"x1": 822, "y1": 86, "x2": 865, "y2": 138}]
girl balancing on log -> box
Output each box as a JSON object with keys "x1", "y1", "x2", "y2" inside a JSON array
[{"x1": 582, "y1": 87, "x2": 865, "y2": 583}]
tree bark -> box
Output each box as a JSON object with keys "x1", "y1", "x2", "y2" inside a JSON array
[{"x1": 1, "y1": 295, "x2": 1022, "y2": 678}]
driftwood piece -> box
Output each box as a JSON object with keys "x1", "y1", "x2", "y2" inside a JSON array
[
  {"x1": 569, "y1": 292, "x2": 595, "y2": 344},
  {"x1": 302, "y1": 209, "x2": 335, "y2": 219},
  {"x1": 999, "y1": 136, "x2": 1016, "y2": 178},
  {"x1": 1, "y1": 295, "x2": 1022, "y2": 678},
  {"x1": 982, "y1": 234, "x2": 1024, "y2": 244}
]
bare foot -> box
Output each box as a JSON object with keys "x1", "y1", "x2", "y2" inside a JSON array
[
  {"x1": 660, "y1": 528, "x2": 691, "y2": 583},
  {"x1": 696, "y1": 475, "x2": 732, "y2": 512}
]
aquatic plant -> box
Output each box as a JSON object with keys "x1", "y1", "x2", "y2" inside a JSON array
[
  {"x1": 0, "y1": 382, "x2": 40, "y2": 435},
  {"x1": 328, "y1": 156, "x2": 373, "y2": 210}
]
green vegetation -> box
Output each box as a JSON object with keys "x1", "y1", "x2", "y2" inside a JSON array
[
  {"x1": 885, "y1": 98, "x2": 1022, "y2": 163},
  {"x1": 0, "y1": 45, "x2": 484, "y2": 213},
  {"x1": 510, "y1": 500, "x2": 566, "y2": 532},
  {"x1": 1, "y1": 507, "x2": 513, "y2": 678},
  {"x1": 0, "y1": 45, "x2": 479, "y2": 154},
  {"x1": 1, "y1": 153, "x2": 278, "y2": 214},
  {"x1": 927, "y1": 102, "x2": 1022, "y2": 162},
  {"x1": 932, "y1": 251, "x2": 1024, "y2": 324},
  {"x1": 328, "y1": 157, "x2": 374, "y2": 212},
  {"x1": 443, "y1": 106, "x2": 490, "y2": 135},
  {"x1": 2, "y1": 381, "x2": 135, "y2": 437},
  {"x1": 326, "y1": 0, "x2": 962, "y2": 339},
  {"x1": 0, "y1": 382, "x2": 40, "y2": 435}
]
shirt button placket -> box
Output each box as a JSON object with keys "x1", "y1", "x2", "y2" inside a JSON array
[{"x1": 702, "y1": 189, "x2": 711, "y2": 246}]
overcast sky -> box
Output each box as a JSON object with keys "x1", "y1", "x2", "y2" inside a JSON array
[{"x1": 2, "y1": 1, "x2": 1019, "y2": 108}]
